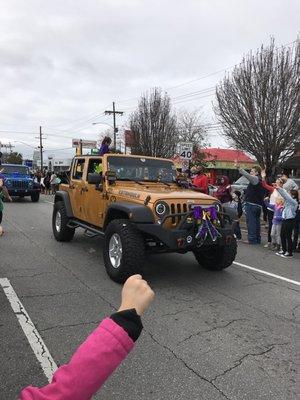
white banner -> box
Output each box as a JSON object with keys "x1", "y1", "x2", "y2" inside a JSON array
[{"x1": 72, "y1": 139, "x2": 97, "y2": 149}]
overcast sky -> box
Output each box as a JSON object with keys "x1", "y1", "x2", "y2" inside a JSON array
[{"x1": 0, "y1": 0, "x2": 299, "y2": 159}]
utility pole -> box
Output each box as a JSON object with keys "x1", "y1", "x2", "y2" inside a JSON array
[
  {"x1": 105, "y1": 102, "x2": 124, "y2": 149},
  {"x1": 0, "y1": 142, "x2": 15, "y2": 152},
  {"x1": 35, "y1": 126, "x2": 46, "y2": 171},
  {"x1": 7, "y1": 143, "x2": 15, "y2": 153}
]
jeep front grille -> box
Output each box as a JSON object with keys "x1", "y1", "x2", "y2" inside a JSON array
[
  {"x1": 170, "y1": 203, "x2": 191, "y2": 224},
  {"x1": 12, "y1": 180, "x2": 29, "y2": 189}
]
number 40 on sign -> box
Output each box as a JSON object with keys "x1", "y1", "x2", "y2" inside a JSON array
[{"x1": 179, "y1": 142, "x2": 193, "y2": 160}]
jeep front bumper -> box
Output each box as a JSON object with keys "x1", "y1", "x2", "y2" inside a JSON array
[
  {"x1": 8, "y1": 188, "x2": 41, "y2": 196},
  {"x1": 136, "y1": 211, "x2": 235, "y2": 251}
]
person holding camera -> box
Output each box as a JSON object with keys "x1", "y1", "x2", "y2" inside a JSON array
[{"x1": 19, "y1": 275, "x2": 155, "y2": 400}]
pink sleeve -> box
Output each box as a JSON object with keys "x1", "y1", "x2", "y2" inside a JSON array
[{"x1": 19, "y1": 318, "x2": 134, "y2": 400}]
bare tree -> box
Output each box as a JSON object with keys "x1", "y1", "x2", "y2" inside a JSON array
[
  {"x1": 177, "y1": 109, "x2": 207, "y2": 145},
  {"x1": 129, "y1": 88, "x2": 178, "y2": 157},
  {"x1": 98, "y1": 128, "x2": 113, "y2": 147},
  {"x1": 4, "y1": 152, "x2": 23, "y2": 164},
  {"x1": 177, "y1": 109, "x2": 210, "y2": 167},
  {"x1": 215, "y1": 38, "x2": 300, "y2": 175}
]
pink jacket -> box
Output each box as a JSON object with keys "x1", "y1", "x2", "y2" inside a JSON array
[{"x1": 20, "y1": 318, "x2": 134, "y2": 400}]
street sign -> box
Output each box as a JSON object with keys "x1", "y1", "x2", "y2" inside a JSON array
[
  {"x1": 72, "y1": 139, "x2": 97, "y2": 149},
  {"x1": 179, "y1": 142, "x2": 193, "y2": 160}
]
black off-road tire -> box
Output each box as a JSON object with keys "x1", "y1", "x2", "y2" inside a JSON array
[
  {"x1": 103, "y1": 219, "x2": 145, "y2": 283},
  {"x1": 31, "y1": 192, "x2": 40, "y2": 202},
  {"x1": 193, "y1": 238, "x2": 237, "y2": 271},
  {"x1": 52, "y1": 201, "x2": 75, "y2": 242}
]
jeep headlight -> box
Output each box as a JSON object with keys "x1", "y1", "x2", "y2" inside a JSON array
[
  {"x1": 28, "y1": 180, "x2": 33, "y2": 188},
  {"x1": 5, "y1": 179, "x2": 12, "y2": 186},
  {"x1": 155, "y1": 201, "x2": 169, "y2": 216}
]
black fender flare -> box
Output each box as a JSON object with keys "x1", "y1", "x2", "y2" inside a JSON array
[
  {"x1": 104, "y1": 202, "x2": 155, "y2": 228},
  {"x1": 54, "y1": 191, "x2": 74, "y2": 218}
]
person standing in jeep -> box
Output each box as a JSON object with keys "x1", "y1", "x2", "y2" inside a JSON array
[
  {"x1": 191, "y1": 166, "x2": 208, "y2": 194},
  {"x1": 235, "y1": 163, "x2": 266, "y2": 245},
  {"x1": 99, "y1": 137, "x2": 112, "y2": 156}
]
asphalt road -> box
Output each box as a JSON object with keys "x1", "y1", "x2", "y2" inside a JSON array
[{"x1": 0, "y1": 196, "x2": 299, "y2": 400}]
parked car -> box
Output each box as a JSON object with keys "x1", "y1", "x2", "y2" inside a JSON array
[
  {"x1": 208, "y1": 183, "x2": 218, "y2": 197},
  {"x1": 231, "y1": 175, "x2": 249, "y2": 197},
  {"x1": 290, "y1": 177, "x2": 300, "y2": 189},
  {"x1": 1, "y1": 164, "x2": 41, "y2": 202}
]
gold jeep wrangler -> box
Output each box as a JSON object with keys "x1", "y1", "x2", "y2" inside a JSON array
[{"x1": 52, "y1": 154, "x2": 237, "y2": 282}]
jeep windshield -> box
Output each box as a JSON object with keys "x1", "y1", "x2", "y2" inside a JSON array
[
  {"x1": 2, "y1": 165, "x2": 29, "y2": 175},
  {"x1": 107, "y1": 156, "x2": 176, "y2": 183}
]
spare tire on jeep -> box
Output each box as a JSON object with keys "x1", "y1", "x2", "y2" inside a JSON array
[
  {"x1": 103, "y1": 219, "x2": 145, "y2": 283},
  {"x1": 193, "y1": 238, "x2": 237, "y2": 271}
]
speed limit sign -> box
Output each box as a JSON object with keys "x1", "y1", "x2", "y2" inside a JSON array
[{"x1": 179, "y1": 142, "x2": 193, "y2": 160}]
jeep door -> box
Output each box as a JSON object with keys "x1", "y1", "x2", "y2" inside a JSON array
[
  {"x1": 69, "y1": 158, "x2": 86, "y2": 220},
  {"x1": 82, "y1": 158, "x2": 106, "y2": 227}
]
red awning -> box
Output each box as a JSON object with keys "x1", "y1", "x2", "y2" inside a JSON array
[{"x1": 203, "y1": 148, "x2": 256, "y2": 163}]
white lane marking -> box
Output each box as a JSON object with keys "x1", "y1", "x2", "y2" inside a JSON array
[
  {"x1": 0, "y1": 278, "x2": 57, "y2": 381},
  {"x1": 233, "y1": 262, "x2": 300, "y2": 286}
]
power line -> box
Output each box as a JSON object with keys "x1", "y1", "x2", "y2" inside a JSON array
[
  {"x1": 172, "y1": 87, "x2": 215, "y2": 100},
  {"x1": 173, "y1": 92, "x2": 215, "y2": 105},
  {"x1": 167, "y1": 39, "x2": 298, "y2": 92},
  {"x1": 44, "y1": 147, "x2": 74, "y2": 152}
]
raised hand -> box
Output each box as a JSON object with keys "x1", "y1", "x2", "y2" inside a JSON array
[{"x1": 118, "y1": 275, "x2": 155, "y2": 316}]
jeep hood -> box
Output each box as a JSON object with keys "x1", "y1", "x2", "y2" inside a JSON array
[
  {"x1": 110, "y1": 184, "x2": 217, "y2": 203},
  {"x1": 3, "y1": 173, "x2": 31, "y2": 179}
]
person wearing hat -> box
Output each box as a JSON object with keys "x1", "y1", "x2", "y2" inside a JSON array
[{"x1": 191, "y1": 165, "x2": 208, "y2": 194}]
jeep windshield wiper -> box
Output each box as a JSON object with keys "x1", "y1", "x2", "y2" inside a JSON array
[{"x1": 148, "y1": 179, "x2": 171, "y2": 187}]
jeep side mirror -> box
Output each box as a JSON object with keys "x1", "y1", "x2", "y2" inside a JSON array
[
  {"x1": 88, "y1": 173, "x2": 103, "y2": 191},
  {"x1": 88, "y1": 173, "x2": 103, "y2": 185}
]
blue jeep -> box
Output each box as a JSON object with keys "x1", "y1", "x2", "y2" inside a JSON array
[{"x1": 1, "y1": 164, "x2": 41, "y2": 202}]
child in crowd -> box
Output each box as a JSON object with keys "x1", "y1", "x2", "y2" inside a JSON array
[
  {"x1": 215, "y1": 176, "x2": 232, "y2": 205},
  {"x1": 230, "y1": 190, "x2": 243, "y2": 240},
  {"x1": 19, "y1": 275, "x2": 155, "y2": 400},
  {"x1": 261, "y1": 172, "x2": 284, "y2": 248},
  {"x1": 264, "y1": 196, "x2": 284, "y2": 251},
  {"x1": 276, "y1": 187, "x2": 299, "y2": 258}
]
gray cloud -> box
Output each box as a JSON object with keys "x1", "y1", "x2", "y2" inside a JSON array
[{"x1": 0, "y1": 0, "x2": 299, "y2": 159}]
